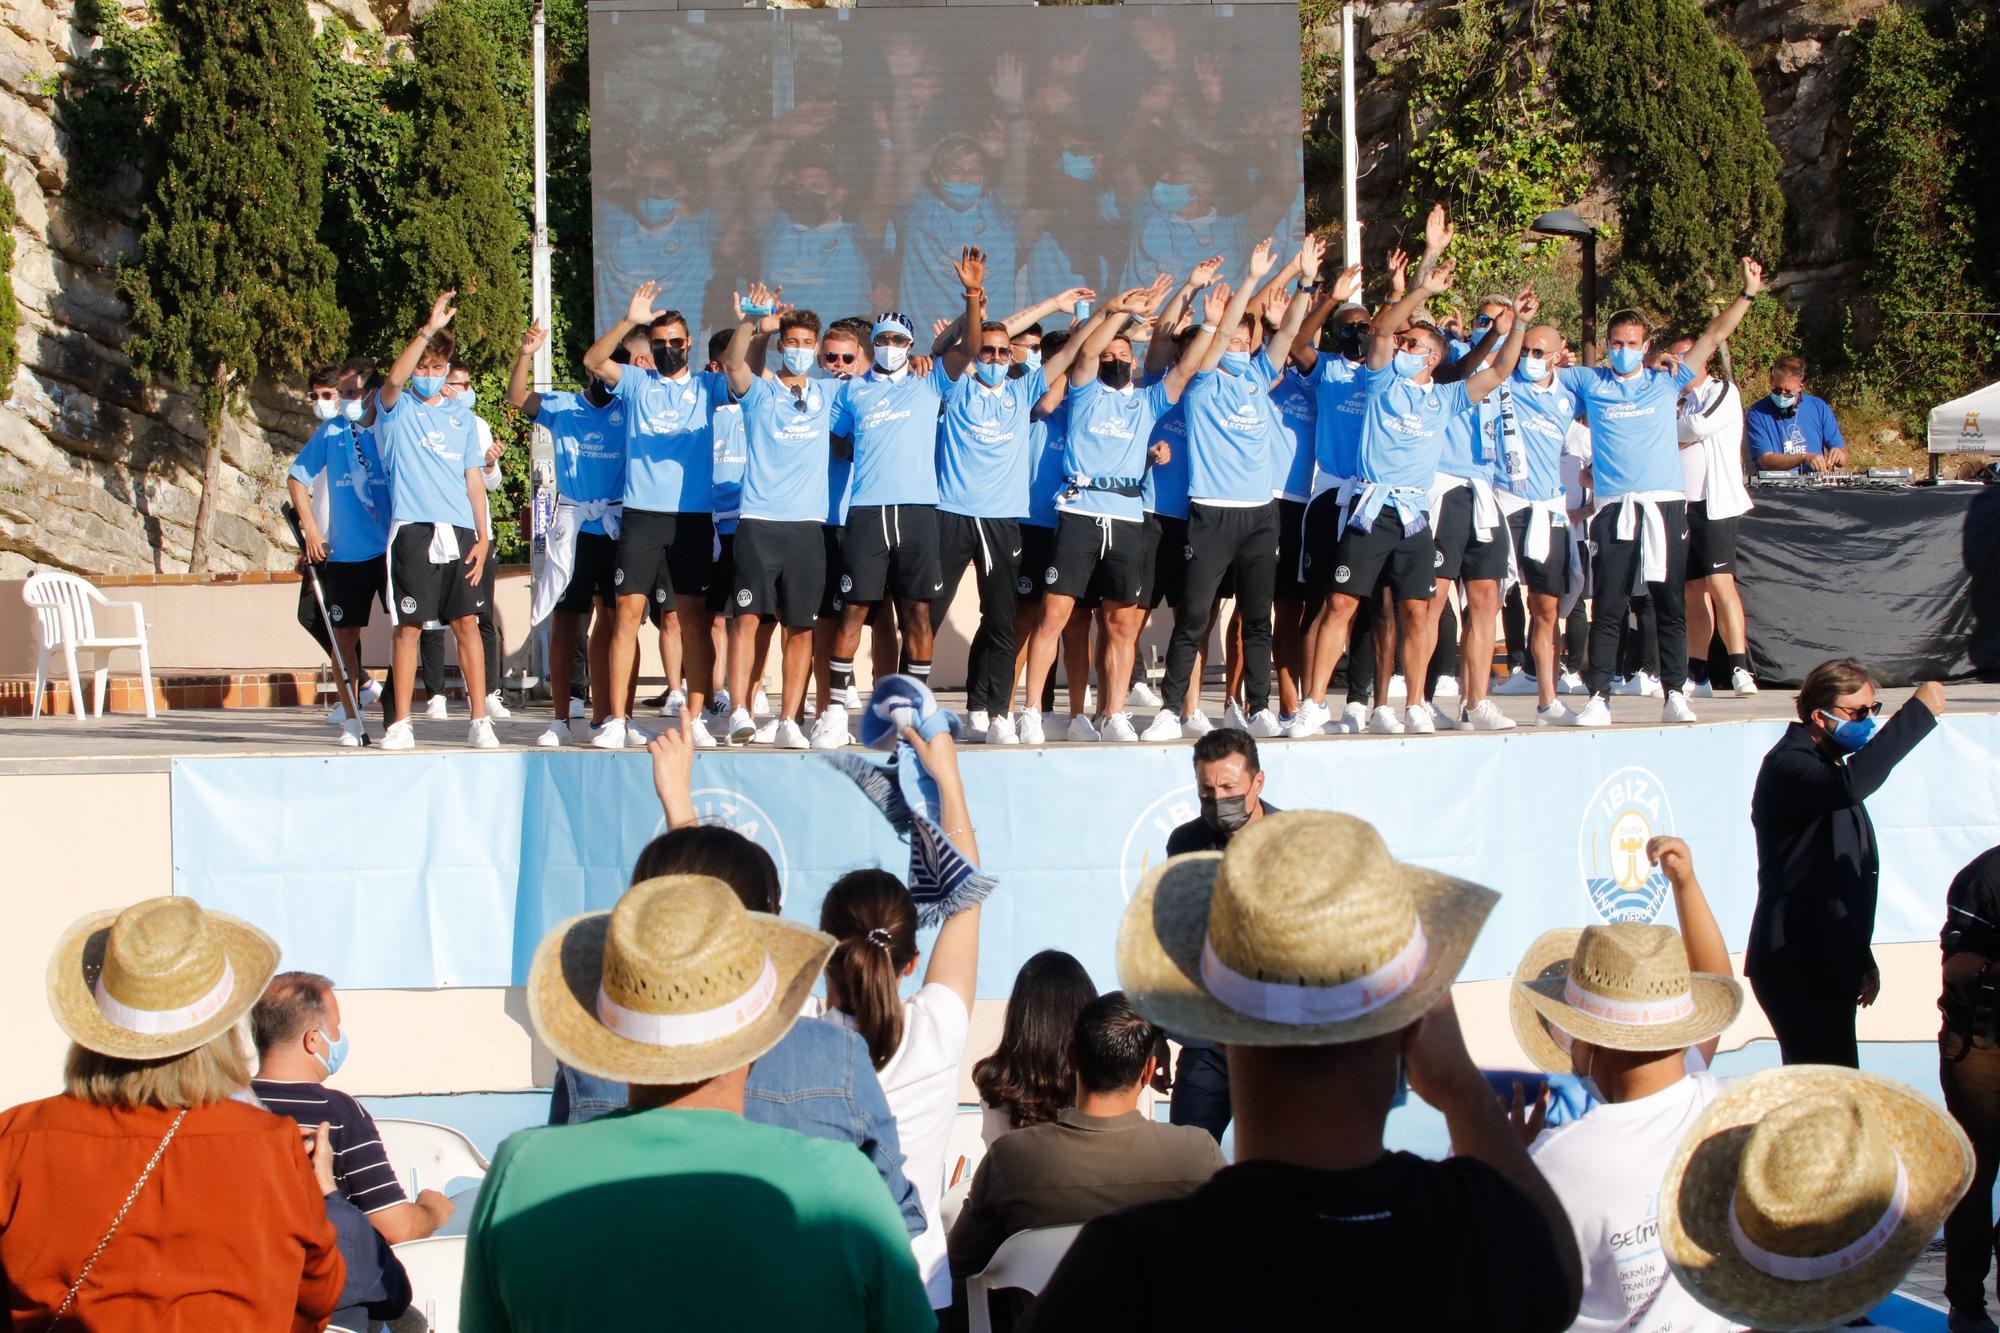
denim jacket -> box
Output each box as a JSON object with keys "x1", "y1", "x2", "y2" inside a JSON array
[{"x1": 549, "y1": 1017, "x2": 927, "y2": 1238}]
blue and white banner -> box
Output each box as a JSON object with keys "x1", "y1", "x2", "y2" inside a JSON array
[{"x1": 172, "y1": 714, "x2": 2000, "y2": 997}]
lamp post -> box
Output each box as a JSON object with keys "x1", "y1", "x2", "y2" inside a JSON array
[
  {"x1": 1340, "y1": 2, "x2": 1360, "y2": 271},
  {"x1": 1530, "y1": 208, "x2": 1598, "y2": 367}
]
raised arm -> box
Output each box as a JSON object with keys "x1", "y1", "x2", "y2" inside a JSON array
[
  {"x1": 1647, "y1": 836, "x2": 1732, "y2": 1065},
  {"x1": 908, "y1": 725, "x2": 981, "y2": 1012},
  {"x1": 1290, "y1": 260, "x2": 1363, "y2": 374},
  {"x1": 1682, "y1": 258, "x2": 1765, "y2": 377},
  {"x1": 1413, "y1": 204, "x2": 1453, "y2": 288},
  {"x1": 1263, "y1": 236, "x2": 1325, "y2": 382},
  {"x1": 1195, "y1": 240, "x2": 1273, "y2": 374},
  {"x1": 582, "y1": 281, "x2": 663, "y2": 388},
  {"x1": 942, "y1": 247, "x2": 986, "y2": 381},
  {"x1": 381, "y1": 291, "x2": 457, "y2": 411},
  {"x1": 1166, "y1": 281, "x2": 1229, "y2": 402},
  {"x1": 1037, "y1": 308, "x2": 1112, "y2": 414},
  {"x1": 1369, "y1": 259, "x2": 1452, "y2": 371},
  {"x1": 1001, "y1": 286, "x2": 1094, "y2": 338},
  {"x1": 724, "y1": 283, "x2": 784, "y2": 399},
  {"x1": 509, "y1": 322, "x2": 547, "y2": 419},
  {"x1": 1146, "y1": 256, "x2": 1222, "y2": 378},
  {"x1": 1463, "y1": 288, "x2": 1537, "y2": 402}
]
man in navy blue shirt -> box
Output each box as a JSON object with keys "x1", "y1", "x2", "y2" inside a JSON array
[{"x1": 1747, "y1": 355, "x2": 1847, "y2": 475}]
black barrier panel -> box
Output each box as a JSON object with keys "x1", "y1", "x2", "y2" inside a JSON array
[
  {"x1": 588, "y1": 3, "x2": 1306, "y2": 342},
  {"x1": 1732, "y1": 482, "x2": 2000, "y2": 687}
]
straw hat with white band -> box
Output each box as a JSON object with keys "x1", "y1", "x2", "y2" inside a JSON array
[
  {"x1": 1116, "y1": 811, "x2": 1497, "y2": 1046},
  {"x1": 1510, "y1": 924, "x2": 1743, "y2": 1074},
  {"x1": 48, "y1": 896, "x2": 280, "y2": 1061},
  {"x1": 1661, "y1": 1065, "x2": 1973, "y2": 1331},
  {"x1": 529, "y1": 874, "x2": 835, "y2": 1085}
]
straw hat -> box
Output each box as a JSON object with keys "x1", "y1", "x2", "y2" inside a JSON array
[
  {"x1": 1661, "y1": 1065, "x2": 1973, "y2": 1331},
  {"x1": 1116, "y1": 810, "x2": 1497, "y2": 1046},
  {"x1": 1510, "y1": 924, "x2": 1742, "y2": 1074},
  {"x1": 48, "y1": 895, "x2": 279, "y2": 1061},
  {"x1": 529, "y1": 874, "x2": 835, "y2": 1086}
]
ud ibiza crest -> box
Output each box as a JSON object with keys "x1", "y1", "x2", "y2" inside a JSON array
[{"x1": 1577, "y1": 766, "x2": 1675, "y2": 924}]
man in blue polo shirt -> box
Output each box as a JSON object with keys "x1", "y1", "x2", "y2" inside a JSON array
[
  {"x1": 582, "y1": 280, "x2": 729, "y2": 751},
  {"x1": 1746, "y1": 355, "x2": 1846, "y2": 475},
  {"x1": 1492, "y1": 323, "x2": 1583, "y2": 725},
  {"x1": 1556, "y1": 256, "x2": 1766, "y2": 727},
  {"x1": 511, "y1": 321, "x2": 629, "y2": 748},
  {"x1": 372, "y1": 291, "x2": 495, "y2": 752}
]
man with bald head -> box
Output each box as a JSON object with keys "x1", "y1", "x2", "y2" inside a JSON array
[{"x1": 1495, "y1": 324, "x2": 1585, "y2": 723}]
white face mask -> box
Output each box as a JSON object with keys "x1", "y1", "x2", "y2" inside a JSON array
[
  {"x1": 341, "y1": 397, "x2": 366, "y2": 423},
  {"x1": 874, "y1": 345, "x2": 909, "y2": 374},
  {"x1": 312, "y1": 398, "x2": 340, "y2": 422}
]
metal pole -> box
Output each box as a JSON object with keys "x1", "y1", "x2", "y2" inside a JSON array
[
  {"x1": 1340, "y1": 2, "x2": 1360, "y2": 270},
  {"x1": 531, "y1": 0, "x2": 553, "y2": 394}
]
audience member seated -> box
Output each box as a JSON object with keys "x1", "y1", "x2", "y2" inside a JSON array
[
  {"x1": 0, "y1": 896, "x2": 343, "y2": 1328},
  {"x1": 1508, "y1": 836, "x2": 1743, "y2": 1332},
  {"x1": 1025, "y1": 811, "x2": 1584, "y2": 1330},
  {"x1": 546, "y1": 716, "x2": 927, "y2": 1238},
  {"x1": 972, "y1": 949, "x2": 1097, "y2": 1147},
  {"x1": 1747, "y1": 354, "x2": 1846, "y2": 474},
  {"x1": 252, "y1": 970, "x2": 454, "y2": 1243},
  {"x1": 949, "y1": 991, "x2": 1225, "y2": 1328},
  {"x1": 311, "y1": 1131, "x2": 414, "y2": 1333}
]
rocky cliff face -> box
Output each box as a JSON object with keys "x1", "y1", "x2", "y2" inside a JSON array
[{"x1": 0, "y1": 0, "x2": 1901, "y2": 576}]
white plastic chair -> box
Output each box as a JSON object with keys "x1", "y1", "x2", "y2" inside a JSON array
[
  {"x1": 392, "y1": 1234, "x2": 467, "y2": 1333},
  {"x1": 375, "y1": 1118, "x2": 491, "y2": 1198},
  {"x1": 966, "y1": 1223, "x2": 1084, "y2": 1333},
  {"x1": 22, "y1": 570, "x2": 155, "y2": 720}
]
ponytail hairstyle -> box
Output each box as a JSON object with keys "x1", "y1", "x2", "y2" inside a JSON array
[{"x1": 819, "y1": 870, "x2": 920, "y2": 1070}]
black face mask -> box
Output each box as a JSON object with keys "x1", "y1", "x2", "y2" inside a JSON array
[
  {"x1": 652, "y1": 343, "x2": 689, "y2": 376},
  {"x1": 1200, "y1": 794, "x2": 1252, "y2": 837},
  {"x1": 1098, "y1": 360, "x2": 1133, "y2": 390},
  {"x1": 1336, "y1": 324, "x2": 1368, "y2": 360}
]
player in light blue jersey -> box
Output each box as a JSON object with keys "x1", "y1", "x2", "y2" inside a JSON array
[
  {"x1": 372, "y1": 294, "x2": 496, "y2": 750},
  {"x1": 1554, "y1": 256, "x2": 1766, "y2": 727}
]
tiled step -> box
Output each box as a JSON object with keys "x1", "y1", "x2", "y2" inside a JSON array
[{"x1": 0, "y1": 669, "x2": 370, "y2": 717}]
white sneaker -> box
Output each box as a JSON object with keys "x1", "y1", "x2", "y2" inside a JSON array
[
  {"x1": 1404, "y1": 704, "x2": 1436, "y2": 734},
  {"x1": 838, "y1": 684, "x2": 860, "y2": 712},
  {"x1": 1066, "y1": 713, "x2": 1101, "y2": 743},
  {"x1": 1427, "y1": 702, "x2": 1459, "y2": 731},
  {"x1": 1340, "y1": 702, "x2": 1371, "y2": 734},
  {"x1": 591, "y1": 718, "x2": 628, "y2": 750},
  {"x1": 1661, "y1": 690, "x2": 1697, "y2": 724},
  {"x1": 1687, "y1": 679, "x2": 1714, "y2": 699},
  {"x1": 382, "y1": 718, "x2": 416, "y2": 750},
  {"x1": 1566, "y1": 695, "x2": 1612, "y2": 727},
  {"x1": 468, "y1": 717, "x2": 499, "y2": 749},
  {"x1": 1536, "y1": 702, "x2": 1575, "y2": 727},
  {"x1": 1433, "y1": 676, "x2": 1460, "y2": 699},
  {"x1": 1285, "y1": 699, "x2": 1329, "y2": 739},
  {"x1": 1017, "y1": 708, "x2": 1047, "y2": 745},
  {"x1": 1369, "y1": 706, "x2": 1405, "y2": 735},
  {"x1": 1223, "y1": 702, "x2": 1251, "y2": 732},
  {"x1": 728, "y1": 707, "x2": 757, "y2": 746},
  {"x1": 1490, "y1": 671, "x2": 1537, "y2": 696},
  {"x1": 709, "y1": 688, "x2": 732, "y2": 718},
  {"x1": 752, "y1": 688, "x2": 771, "y2": 717},
  {"x1": 662, "y1": 687, "x2": 687, "y2": 717},
  {"x1": 688, "y1": 716, "x2": 718, "y2": 749},
  {"x1": 1614, "y1": 671, "x2": 1663, "y2": 697},
  {"x1": 1557, "y1": 670, "x2": 1587, "y2": 696},
  {"x1": 1183, "y1": 710, "x2": 1215, "y2": 738},
  {"x1": 1127, "y1": 680, "x2": 1163, "y2": 709},
  {"x1": 773, "y1": 719, "x2": 809, "y2": 750},
  {"x1": 1387, "y1": 674, "x2": 1408, "y2": 699},
  {"x1": 536, "y1": 722, "x2": 567, "y2": 747},
  {"x1": 337, "y1": 719, "x2": 364, "y2": 748},
  {"x1": 1141, "y1": 711, "x2": 1184, "y2": 742},
  {"x1": 987, "y1": 714, "x2": 1020, "y2": 746},
  {"x1": 753, "y1": 718, "x2": 780, "y2": 744},
  {"x1": 1100, "y1": 712, "x2": 1138, "y2": 742},
  {"x1": 1246, "y1": 709, "x2": 1285, "y2": 739},
  {"x1": 965, "y1": 709, "x2": 991, "y2": 743},
  {"x1": 485, "y1": 691, "x2": 512, "y2": 719},
  {"x1": 1732, "y1": 667, "x2": 1759, "y2": 696},
  {"x1": 1462, "y1": 699, "x2": 1516, "y2": 731},
  {"x1": 425, "y1": 694, "x2": 450, "y2": 720},
  {"x1": 809, "y1": 705, "x2": 851, "y2": 750},
  {"x1": 625, "y1": 719, "x2": 653, "y2": 748}
]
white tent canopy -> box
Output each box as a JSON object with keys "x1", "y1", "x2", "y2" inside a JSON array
[{"x1": 1929, "y1": 379, "x2": 2000, "y2": 454}]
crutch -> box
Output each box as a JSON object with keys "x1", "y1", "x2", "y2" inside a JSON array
[{"x1": 283, "y1": 502, "x2": 370, "y2": 747}]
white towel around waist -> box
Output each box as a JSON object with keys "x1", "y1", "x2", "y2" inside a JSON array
[
  {"x1": 383, "y1": 520, "x2": 466, "y2": 619},
  {"x1": 1599, "y1": 490, "x2": 1682, "y2": 592},
  {"x1": 531, "y1": 499, "x2": 624, "y2": 626},
  {"x1": 1495, "y1": 490, "x2": 1570, "y2": 565},
  {"x1": 1427, "y1": 472, "x2": 1500, "y2": 543}
]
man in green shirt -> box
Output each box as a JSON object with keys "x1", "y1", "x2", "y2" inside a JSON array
[{"x1": 462, "y1": 873, "x2": 934, "y2": 1332}]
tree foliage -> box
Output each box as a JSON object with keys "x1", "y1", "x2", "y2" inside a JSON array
[
  {"x1": 311, "y1": 24, "x2": 414, "y2": 357},
  {"x1": 0, "y1": 177, "x2": 18, "y2": 400},
  {"x1": 54, "y1": 0, "x2": 178, "y2": 199}
]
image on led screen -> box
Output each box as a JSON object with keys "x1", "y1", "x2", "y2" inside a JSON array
[{"x1": 589, "y1": 3, "x2": 1305, "y2": 341}]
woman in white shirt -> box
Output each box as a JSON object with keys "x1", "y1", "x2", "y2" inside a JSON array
[{"x1": 816, "y1": 725, "x2": 984, "y2": 1311}]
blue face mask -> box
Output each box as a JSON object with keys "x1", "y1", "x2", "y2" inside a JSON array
[
  {"x1": 1060, "y1": 152, "x2": 1098, "y2": 182},
  {"x1": 634, "y1": 197, "x2": 677, "y2": 226},
  {"x1": 1608, "y1": 345, "x2": 1645, "y2": 375},
  {"x1": 452, "y1": 388, "x2": 477, "y2": 412},
  {"x1": 1820, "y1": 710, "x2": 1880, "y2": 752},
  {"x1": 781, "y1": 346, "x2": 816, "y2": 377},
  {"x1": 313, "y1": 1026, "x2": 350, "y2": 1078},
  {"x1": 938, "y1": 179, "x2": 983, "y2": 209},
  {"x1": 1019, "y1": 348, "x2": 1042, "y2": 371},
  {"x1": 975, "y1": 360, "x2": 1007, "y2": 386},
  {"x1": 1516, "y1": 355, "x2": 1549, "y2": 383},
  {"x1": 1219, "y1": 350, "x2": 1252, "y2": 376},
  {"x1": 1391, "y1": 349, "x2": 1429, "y2": 379},
  {"x1": 1151, "y1": 180, "x2": 1194, "y2": 213},
  {"x1": 410, "y1": 374, "x2": 446, "y2": 399},
  {"x1": 1772, "y1": 391, "x2": 1799, "y2": 411}
]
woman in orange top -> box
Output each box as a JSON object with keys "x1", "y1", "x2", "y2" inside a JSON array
[{"x1": 0, "y1": 896, "x2": 344, "y2": 1331}]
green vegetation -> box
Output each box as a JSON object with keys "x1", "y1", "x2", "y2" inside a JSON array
[{"x1": 0, "y1": 177, "x2": 18, "y2": 401}]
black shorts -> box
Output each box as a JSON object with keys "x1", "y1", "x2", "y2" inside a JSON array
[
  {"x1": 819, "y1": 525, "x2": 846, "y2": 618},
  {"x1": 616, "y1": 507, "x2": 713, "y2": 608},
  {"x1": 1506, "y1": 508, "x2": 1574, "y2": 598},
  {"x1": 1274, "y1": 498, "x2": 1309, "y2": 603},
  {"x1": 1048, "y1": 511, "x2": 1148, "y2": 605},
  {"x1": 1301, "y1": 490, "x2": 1352, "y2": 603},
  {"x1": 733, "y1": 518, "x2": 825, "y2": 628},
  {"x1": 1144, "y1": 513, "x2": 1190, "y2": 610},
  {"x1": 556, "y1": 530, "x2": 619, "y2": 615},
  {"x1": 318, "y1": 555, "x2": 387, "y2": 630},
  {"x1": 1687, "y1": 500, "x2": 1740, "y2": 577},
  {"x1": 1329, "y1": 516, "x2": 1438, "y2": 602},
  {"x1": 1015, "y1": 523, "x2": 1058, "y2": 603},
  {"x1": 706, "y1": 530, "x2": 737, "y2": 615},
  {"x1": 841, "y1": 504, "x2": 942, "y2": 604},
  {"x1": 1433, "y1": 485, "x2": 1510, "y2": 583},
  {"x1": 390, "y1": 525, "x2": 483, "y2": 627}
]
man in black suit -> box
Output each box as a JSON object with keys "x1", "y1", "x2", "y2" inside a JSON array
[{"x1": 1748, "y1": 659, "x2": 1946, "y2": 1066}]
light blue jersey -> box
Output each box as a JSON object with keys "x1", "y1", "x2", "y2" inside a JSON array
[
  {"x1": 737, "y1": 375, "x2": 834, "y2": 525},
  {"x1": 613, "y1": 368, "x2": 727, "y2": 514},
  {"x1": 1438, "y1": 409, "x2": 1486, "y2": 483},
  {"x1": 711, "y1": 404, "x2": 746, "y2": 535},
  {"x1": 534, "y1": 391, "x2": 626, "y2": 536},
  {"x1": 831, "y1": 364, "x2": 950, "y2": 508},
  {"x1": 1184, "y1": 367, "x2": 1279, "y2": 505},
  {"x1": 376, "y1": 390, "x2": 478, "y2": 529},
  {"x1": 1311, "y1": 355, "x2": 1370, "y2": 481},
  {"x1": 937, "y1": 367, "x2": 1045, "y2": 519},
  {"x1": 1141, "y1": 393, "x2": 1191, "y2": 520},
  {"x1": 1556, "y1": 363, "x2": 1696, "y2": 500},
  {"x1": 290, "y1": 419, "x2": 390, "y2": 560},
  {"x1": 593, "y1": 204, "x2": 718, "y2": 338},
  {"x1": 1063, "y1": 377, "x2": 1173, "y2": 523},
  {"x1": 1119, "y1": 203, "x2": 1251, "y2": 293},
  {"x1": 1356, "y1": 373, "x2": 1473, "y2": 492},
  {"x1": 756, "y1": 214, "x2": 871, "y2": 328},
  {"x1": 1025, "y1": 400, "x2": 1069, "y2": 529},
  {"x1": 1258, "y1": 349, "x2": 1316, "y2": 500},
  {"x1": 1495, "y1": 377, "x2": 1581, "y2": 504},
  {"x1": 892, "y1": 191, "x2": 1018, "y2": 346}
]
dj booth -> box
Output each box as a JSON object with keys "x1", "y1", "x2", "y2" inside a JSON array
[{"x1": 1736, "y1": 478, "x2": 2000, "y2": 687}]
